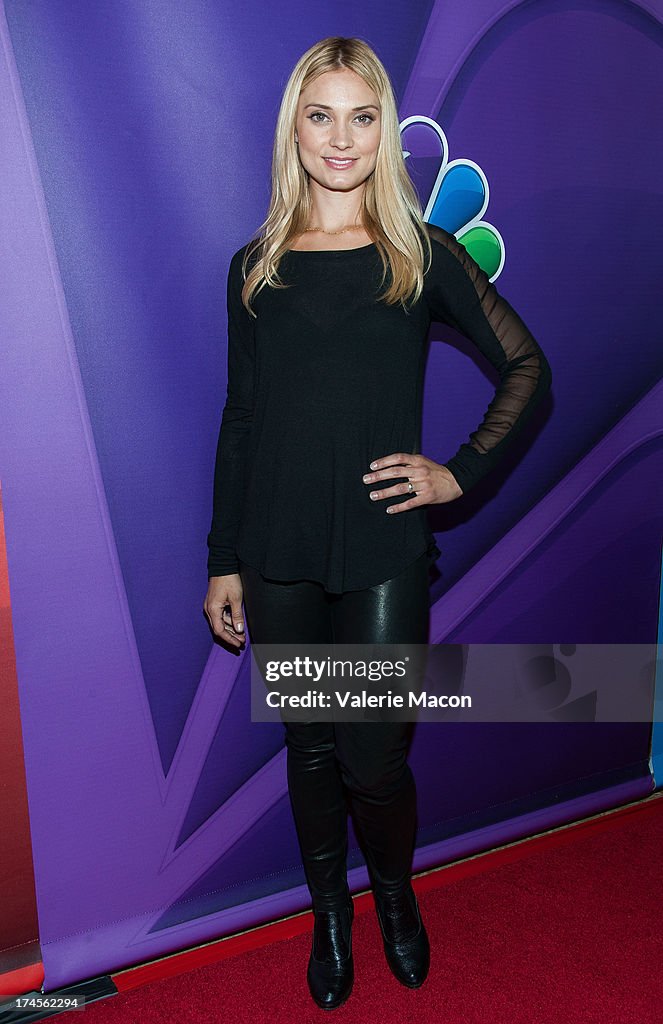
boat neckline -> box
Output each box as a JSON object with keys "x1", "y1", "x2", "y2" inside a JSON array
[{"x1": 286, "y1": 241, "x2": 377, "y2": 255}]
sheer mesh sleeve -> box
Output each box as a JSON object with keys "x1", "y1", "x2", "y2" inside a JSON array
[
  {"x1": 423, "y1": 222, "x2": 552, "y2": 494},
  {"x1": 206, "y1": 247, "x2": 255, "y2": 577}
]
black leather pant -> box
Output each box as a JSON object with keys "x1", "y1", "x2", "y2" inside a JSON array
[{"x1": 239, "y1": 552, "x2": 430, "y2": 912}]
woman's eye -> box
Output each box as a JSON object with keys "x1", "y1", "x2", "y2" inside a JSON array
[{"x1": 308, "y1": 112, "x2": 375, "y2": 124}]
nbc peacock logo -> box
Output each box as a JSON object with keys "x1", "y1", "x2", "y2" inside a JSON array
[{"x1": 400, "y1": 115, "x2": 505, "y2": 282}]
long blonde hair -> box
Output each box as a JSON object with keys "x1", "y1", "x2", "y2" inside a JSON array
[{"x1": 239, "y1": 36, "x2": 432, "y2": 317}]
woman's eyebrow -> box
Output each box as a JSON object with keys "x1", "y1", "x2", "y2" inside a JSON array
[{"x1": 303, "y1": 103, "x2": 380, "y2": 111}]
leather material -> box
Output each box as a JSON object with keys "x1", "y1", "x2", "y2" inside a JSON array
[
  {"x1": 238, "y1": 552, "x2": 432, "y2": 1005},
  {"x1": 284, "y1": 722, "x2": 351, "y2": 913},
  {"x1": 375, "y1": 884, "x2": 430, "y2": 987},
  {"x1": 307, "y1": 898, "x2": 355, "y2": 1009},
  {"x1": 346, "y1": 760, "x2": 417, "y2": 896}
]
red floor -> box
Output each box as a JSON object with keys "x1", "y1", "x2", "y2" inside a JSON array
[{"x1": 68, "y1": 794, "x2": 663, "y2": 1023}]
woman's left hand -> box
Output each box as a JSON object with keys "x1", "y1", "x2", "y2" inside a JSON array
[{"x1": 362, "y1": 453, "x2": 463, "y2": 512}]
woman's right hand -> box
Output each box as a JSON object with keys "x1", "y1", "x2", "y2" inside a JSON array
[{"x1": 204, "y1": 574, "x2": 246, "y2": 649}]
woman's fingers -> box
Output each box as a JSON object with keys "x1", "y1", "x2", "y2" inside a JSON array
[
  {"x1": 364, "y1": 457, "x2": 427, "y2": 511},
  {"x1": 223, "y1": 602, "x2": 246, "y2": 642},
  {"x1": 369, "y1": 477, "x2": 422, "y2": 495},
  {"x1": 363, "y1": 453, "x2": 416, "y2": 483},
  {"x1": 206, "y1": 600, "x2": 225, "y2": 637},
  {"x1": 363, "y1": 453, "x2": 463, "y2": 508},
  {"x1": 204, "y1": 576, "x2": 246, "y2": 648},
  {"x1": 218, "y1": 606, "x2": 245, "y2": 647},
  {"x1": 383, "y1": 481, "x2": 428, "y2": 513}
]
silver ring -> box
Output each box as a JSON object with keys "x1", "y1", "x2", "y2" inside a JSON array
[{"x1": 407, "y1": 479, "x2": 414, "y2": 493}]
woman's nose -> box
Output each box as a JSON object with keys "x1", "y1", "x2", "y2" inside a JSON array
[{"x1": 330, "y1": 126, "x2": 353, "y2": 147}]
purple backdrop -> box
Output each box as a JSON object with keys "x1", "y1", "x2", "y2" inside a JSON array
[{"x1": 0, "y1": 0, "x2": 660, "y2": 992}]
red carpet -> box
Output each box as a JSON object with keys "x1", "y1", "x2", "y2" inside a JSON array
[{"x1": 70, "y1": 794, "x2": 663, "y2": 1022}]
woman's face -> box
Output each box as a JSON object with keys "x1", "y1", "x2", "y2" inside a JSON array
[{"x1": 295, "y1": 68, "x2": 381, "y2": 194}]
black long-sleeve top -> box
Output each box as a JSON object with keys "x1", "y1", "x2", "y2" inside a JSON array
[{"x1": 207, "y1": 222, "x2": 552, "y2": 593}]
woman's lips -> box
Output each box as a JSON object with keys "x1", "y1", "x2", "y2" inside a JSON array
[{"x1": 323, "y1": 157, "x2": 357, "y2": 169}]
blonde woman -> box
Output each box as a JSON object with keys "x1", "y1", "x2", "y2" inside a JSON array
[{"x1": 203, "y1": 36, "x2": 551, "y2": 1010}]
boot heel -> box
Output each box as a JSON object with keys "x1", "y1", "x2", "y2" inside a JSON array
[{"x1": 307, "y1": 898, "x2": 355, "y2": 1009}]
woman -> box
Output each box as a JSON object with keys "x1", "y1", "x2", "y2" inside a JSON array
[{"x1": 203, "y1": 36, "x2": 552, "y2": 1011}]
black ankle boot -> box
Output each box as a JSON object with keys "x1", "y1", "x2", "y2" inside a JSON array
[
  {"x1": 307, "y1": 898, "x2": 354, "y2": 1010},
  {"x1": 374, "y1": 883, "x2": 430, "y2": 988}
]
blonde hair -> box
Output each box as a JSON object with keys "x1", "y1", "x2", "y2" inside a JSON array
[{"x1": 239, "y1": 36, "x2": 432, "y2": 316}]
